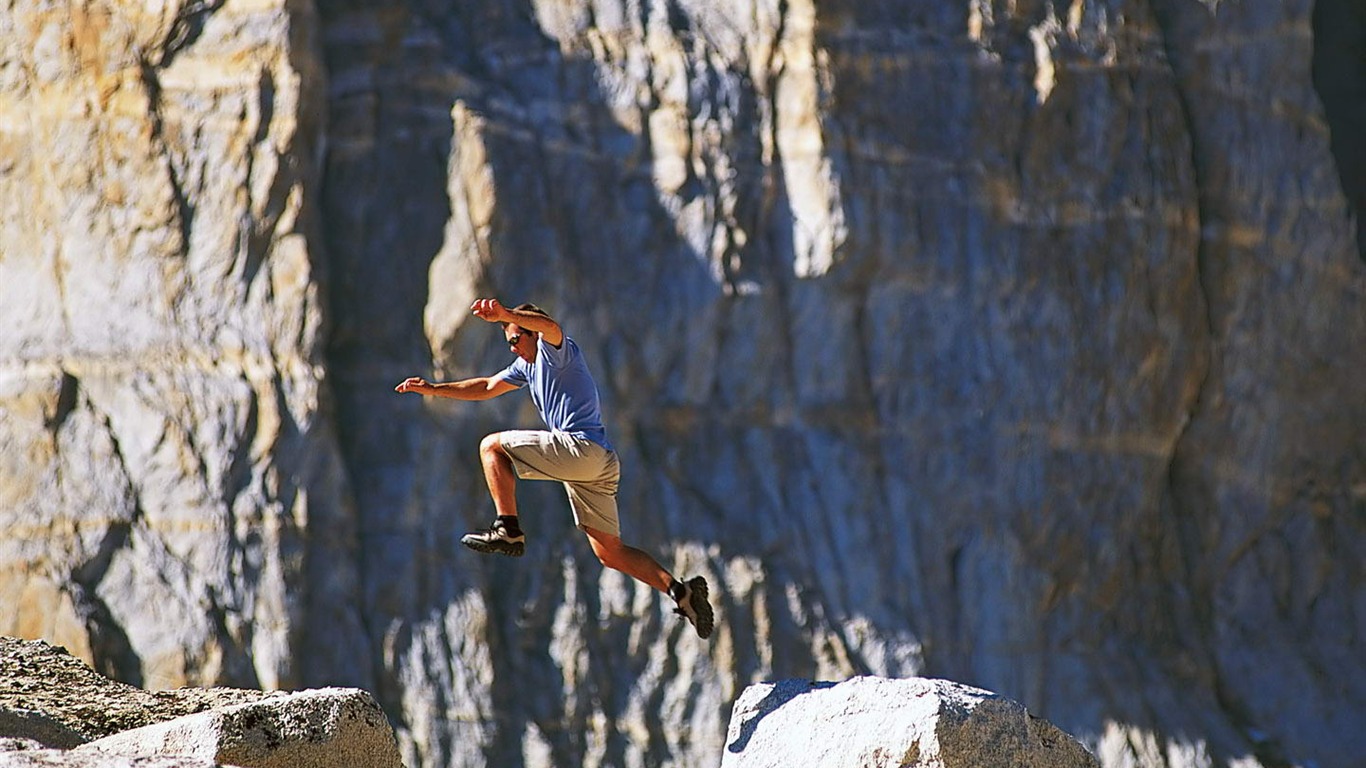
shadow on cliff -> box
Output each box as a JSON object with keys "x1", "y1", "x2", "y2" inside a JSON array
[
  {"x1": 1312, "y1": 0, "x2": 1366, "y2": 263},
  {"x1": 311, "y1": 1, "x2": 823, "y2": 766},
  {"x1": 308, "y1": 3, "x2": 1254, "y2": 768},
  {"x1": 311, "y1": 0, "x2": 470, "y2": 711}
]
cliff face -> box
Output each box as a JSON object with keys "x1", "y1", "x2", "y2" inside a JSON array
[
  {"x1": 2, "y1": 1, "x2": 1363, "y2": 768},
  {"x1": 0, "y1": 0, "x2": 366, "y2": 691}
]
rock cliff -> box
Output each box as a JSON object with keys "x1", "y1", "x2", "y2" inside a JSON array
[{"x1": 2, "y1": 1, "x2": 1363, "y2": 768}]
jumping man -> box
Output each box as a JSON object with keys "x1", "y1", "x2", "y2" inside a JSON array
[{"x1": 395, "y1": 298, "x2": 715, "y2": 639}]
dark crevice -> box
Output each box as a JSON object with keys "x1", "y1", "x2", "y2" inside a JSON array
[
  {"x1": 67, "y1": 508, "x2": 141, "y2": 685},
  {"x1": 41, "y1": 369, "x2": 142, "y2": 684},
  {"x1": 1145, "y1": 5, "x2": 1272, "y2": 767},
  {"x1": 1312, "y1": 0, "x2": 1366, "y2": 264},
  {"x1": 135, "y1": 0, "x2": 226, "y2": 255},
  {"x1": 45, "y1": 371, "x2": 80, "y2": 434},
  {"x1": 66, "y1": 579, "x2": 143, "y2": 687},
  {"x1": 66, "y1": 398, "x2": 148, "y2": 687},
  {"x1": 158, "y1": 0, "x2": 226, "y2": 66},
  {"x1": 1149, "y1": 0, "x2": 1216, "y2": 594},
  {"x1": 1149, "y1": 5, "x2": 1297, "y2": 766},
  {"x1": 240, "y1": 68, "x2": 280, "y2": 289},
  {"x1": 138, "y1": 61, "x2": 195, "y2": 255}
]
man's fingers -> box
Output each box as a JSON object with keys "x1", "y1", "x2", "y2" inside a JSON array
[{"x1": 470, "y1": 298, "x2": 503, "y2": 321}]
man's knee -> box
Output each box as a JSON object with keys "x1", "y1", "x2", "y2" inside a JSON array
[{"x1": 480, "y1": 433, "x2": 504, "y2": 458}]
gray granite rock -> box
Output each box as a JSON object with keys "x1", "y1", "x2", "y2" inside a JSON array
[
  {"x1": 0, "y1": 639, "x2": 400, "y2": 768},
  {"x1": 74, "y1": 689, "x2": 402, "y2": 768},
  {"x1": 722, "y1": 677, "x2": 1099, "y2": 768},
  {"x1": 0, "y1": 639, "x2": 267, "y2": 742}
]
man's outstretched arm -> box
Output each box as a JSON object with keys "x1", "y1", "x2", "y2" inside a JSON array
[{"x1": 394, "y1": 376, "x2": 519, "y2": 400}]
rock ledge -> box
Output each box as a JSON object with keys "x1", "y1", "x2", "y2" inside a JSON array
[{"x1": 0, "y1": 638, "x2": 402, "y2": 768}]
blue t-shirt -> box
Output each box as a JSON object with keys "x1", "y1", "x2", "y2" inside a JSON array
[{"x1": 495, "y1": 335, "x2": 613, "y2": 452}]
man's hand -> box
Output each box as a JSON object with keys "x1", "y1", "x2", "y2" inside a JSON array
[
  {"x1": 395, "y1": 377, "x2": 430, "y2": 394},
  {"x1": 471, "y1": 298, "x2": 510, "y2": 323}
]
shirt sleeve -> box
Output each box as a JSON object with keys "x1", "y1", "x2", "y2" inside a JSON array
[
  {"x1": 538, "y1": 335, "x2": 577, "y2": 368},
  {"x1": 495, "y1": 358, "x2": 530, "y2": 387}
]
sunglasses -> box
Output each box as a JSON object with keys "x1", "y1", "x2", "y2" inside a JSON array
[{"x1": 507, "y1": 332, "x2": 527, "y2": 346}]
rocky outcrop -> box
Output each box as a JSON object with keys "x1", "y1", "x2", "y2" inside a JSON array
[
  {"x1": 722, "y1": 677, "x2": 1098, "y2": 768},
  {"x1": 74, "y1": 689, "x2": 403, "y2": 768},
  {"x1": 0, "y1": 638, "x2": 402, "y2": 768},
  {"x1": 0, "y1": 638, "x2": 268, "y2": 742},
  {"x1": 2, "y1": 1, "x2": 1363, "y2": 768}
]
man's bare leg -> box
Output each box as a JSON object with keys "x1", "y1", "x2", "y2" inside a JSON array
[
  {"x1": 479, "y1": 433, "x2": 519, "y2": 519},
  {"x1": 584, "y1": 526, "x2": 715, "y2": 638},
  {"x1": 461, "y1": 433, "x2": 527, "y2": 556},
  {"x1": 582, "y1": 526, "x2": 673, "y2": 593}
]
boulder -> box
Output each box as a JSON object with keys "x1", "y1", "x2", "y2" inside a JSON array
[
  {"x1": 0, "y1": 638, "x2": 268, "y2": 742},
  {"x1": 0, "y1": 639, "x2": 402, "y2": 768},
  {"x1": 722, "y1": 677, "x2": 1099, "y2": 768},
  {"x1": 72, "y1": 689, "x2": 402, "y2": 768}
]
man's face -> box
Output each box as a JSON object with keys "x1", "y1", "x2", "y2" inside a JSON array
[{"x1": 505, "y1": 325, "x2": 537, "y2": 363}]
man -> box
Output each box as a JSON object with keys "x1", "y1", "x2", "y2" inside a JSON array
[{"x1": 395, "y1": 298, "x2": 715, "y2": 639}]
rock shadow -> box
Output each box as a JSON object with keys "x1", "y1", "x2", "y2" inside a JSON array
[
  {"x1": 725, "y1": 679, "x2": 830, "y2": 754},
  {"x1": 314, "y1": 0, "x2": 857, "y2": 766},
  {"x1": 1312, "y1": 0, "x2": 1366, "y2": 263}
]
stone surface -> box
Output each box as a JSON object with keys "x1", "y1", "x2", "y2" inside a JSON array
[
  {"x1": 0, "y1": 712, "x2": 85, "y2": 751},
  {"x1": 0, "y1": 638, "x2": 401, "y2": 768},
  {"x1": 721, "y1": 676, "x2": 1098, "y2": 768},
  {"x1": 75, "y1": 688, "x2": 403, "y2": 768},
  {"x1": 0, "y1": 638, "x2": 268, "y2": 742},
  {"x1": 2, "y1": 1, "x2": 1364, "y2": 768},
  {"x1": 0, "y1": 753, "x2": 225, "y2": 768}
]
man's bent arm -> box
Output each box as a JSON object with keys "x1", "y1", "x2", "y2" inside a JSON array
[
  {"x1": 395, "y1": 376, "x2": 518, "y2": 400},
  {"x1": 471, "y1": 298, "x2": 564, "y2": 347},
  {"x1": 503, "y1": 305, "x2": 563, "y2": 346}
]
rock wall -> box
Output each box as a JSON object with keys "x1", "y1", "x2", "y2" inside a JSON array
[
  {"x1": 2, "y1": 1, "x2": 1363, "y2": 768},
  {"x1": 0, "y1": 0, "x2": 368, "y2": 693}
]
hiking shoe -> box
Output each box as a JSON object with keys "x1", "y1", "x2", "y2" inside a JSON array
[
  {"x1": 672, "y1": 576, "x2": 714, "y2": 639},
  {"x1": 461, "y1": 520, "x2": 526, "y2": 557}
]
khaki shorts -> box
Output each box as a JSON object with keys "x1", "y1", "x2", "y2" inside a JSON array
[{"x1": 497, "y1": 430, "x2": 621, "y2": 537}]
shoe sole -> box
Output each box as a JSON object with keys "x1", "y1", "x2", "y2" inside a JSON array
[
  {"x1": 461, "y1": 537, "x2": 525, "y2": 557},
  {"x1": 684, "y1": 576, "x2": 714, "y2": 639}
]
